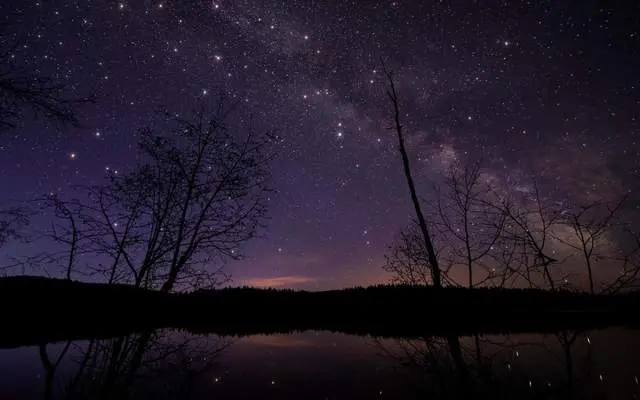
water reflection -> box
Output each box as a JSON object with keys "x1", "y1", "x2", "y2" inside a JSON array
[
  {"x1": 2, "y1": 328, "x2": 639, "y2": 399},
  {"x1": 376, "y1": 329, "x2": 640, "y2": 399},
  {"x1": 37, "y1": 330, "x2": 228, "y2": 399}
]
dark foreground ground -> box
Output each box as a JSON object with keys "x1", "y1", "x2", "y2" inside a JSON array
[{"x1": 2, "y1": 276, "x2": 639, "y2": 348}]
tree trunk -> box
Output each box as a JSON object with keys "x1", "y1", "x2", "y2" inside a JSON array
[
  {"x1": 564, "y1": 340, "x2": 574, "y2": 399},
  {"x1": 385, "y1": 71, "x2": 442, "y2": 288},
  {"x1": 446, "y1": 336, "x2": 471, "y2": 395},
  {"x1": 584, "y1": 250, "x2": 594, "y2": 294},
  {"x1": 543, "y1": 263, "x2": 555, "y2": 290},
  {"x1": 161, "y1": 270, "x2": 178, "y2": 293}
]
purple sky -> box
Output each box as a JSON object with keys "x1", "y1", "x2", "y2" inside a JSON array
[{"x1": 1, "y1": 1, "x2": 638, "y2": 289}]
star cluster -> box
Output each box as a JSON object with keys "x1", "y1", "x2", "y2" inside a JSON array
[{"x1": 1, "y1": 1, "x2": 638, "y2": 288}]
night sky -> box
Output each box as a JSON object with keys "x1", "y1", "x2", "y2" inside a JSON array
[{"x1": 1, "y1": 1, "x2": 638, "y2": 289}]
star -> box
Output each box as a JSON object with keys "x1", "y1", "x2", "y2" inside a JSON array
[{"x1": 0, "y1": 0, "x2": 636, "y2": 296}]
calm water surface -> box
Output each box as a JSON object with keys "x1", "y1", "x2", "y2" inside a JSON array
[{"x1": 1, "y1": 328, "x2": 639, "y2": 399}]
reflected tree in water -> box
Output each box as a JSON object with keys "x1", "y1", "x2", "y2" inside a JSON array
[
  {"x1": 37, "y1": 330, "x2": 230, "y2": 399},
  {"x1": 373, "y1": 329, "x2": 618, "y2": 399}
]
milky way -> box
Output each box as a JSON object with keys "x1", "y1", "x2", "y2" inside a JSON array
[{"x1": 1, "y1": 1, "x2": 638, "y2": 289}]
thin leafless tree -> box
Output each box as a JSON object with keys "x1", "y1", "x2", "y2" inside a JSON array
[
  {"x1": 43, "y1": 195, "x2": 81, "y2": 280},
  {"x1": 434, "y1": 160, "x2": 506, "y2": 288},
  {"x1": 383, "y1": 221, "x2": 436, "y2": 286},
  {"x1": 491, "y1": 183, "x2": 565, "y2": 290},
  {"x1": 602, "y1": 226, "x2": 640, "y2": 294},
  {"x1": 382, "y1": 64, "x2": 442, "y2": 288},
  {"x1": 0, "y1": 30, "x2": 94, "y2": 132},
  {"x1": 384, "y1": 169, "x2": 577, "y2": 290},
  {"x1": 0, "y1": 207, "x2": 28, "y2": 248},
  {"x1": 25, "y1": 101, "x2": 274, "y2": 291},
  {"x1": 383, "y1": 161, "x2": 506, "y2": 288},
  {"x1": 556, "y1": 197, "x2": 626, "y2": 293},
  {"x1": 0, "y1": 26, "x2": 93, "y2": 264}
]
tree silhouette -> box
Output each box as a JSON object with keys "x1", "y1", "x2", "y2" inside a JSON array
[
  {"x1": 0, "y1": 28, "x2": 94, "y2": 133},
  {"x1": 492, "y1": 183, "x2": 564, "y2": 290},
  {"x1": 383, "y1": 161, "x2": 507, "y2": 288},
  {"x1": 0, "y1": 207, "x2": 28, "y2": 249},
  {"x1": 375, "y1": 329, "x2": 608, "y2": 399},
  {"x1": 382, "y1": 158, "x2": 632, "y2": 291},
  {"x1": 556, "y1": 197, "x2": 626, "y2": 293},
  {"x1": 0, "y1": 26, "x2": 93, "y2": 256},
  {"x1": 382, "y1": 64, "x2": 442, "y2": 288},
  {"x1": 602, "y1": 226, "x2": 640, "y2": 294},
  {"x1": 32, "y1": 101, "x2": 274, "y2": 291},
  {"x1": 383, "y1": 221, "x2": 436, "y2": 286},
  {"x1": 433, "y1": 160, "x2": 506, "y2": 288},
  {"x1": 37, "y1": 330, "x2": 228, "y2": 399}
]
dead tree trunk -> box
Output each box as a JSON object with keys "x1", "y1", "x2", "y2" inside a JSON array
[{"x1": 383, "y1": 68, "x2": 442, "y2": 289}]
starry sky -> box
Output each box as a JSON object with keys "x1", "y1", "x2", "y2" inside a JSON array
[{"x1": 1, "y1": 1, "x2": 638, "y2": 289}]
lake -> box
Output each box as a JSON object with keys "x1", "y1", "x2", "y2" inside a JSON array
[{"x1": 1, "y1": 327, "x2": 639, "y2": 399}]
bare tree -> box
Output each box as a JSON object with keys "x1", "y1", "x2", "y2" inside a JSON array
[
  {"x1": 602, "y1": 227, "x2": 640, "y2": 294},
  {"x1": 30, "y1": 101, "x2": 274, "y2": 291},
  {"x1": 0, "y1": 28, "x2": 93, "y2": 258},
  {"x1": 434, "y1": 160, "x2": 506, "y2": 288},
  {"x1": 383, "y1": 221, "x2": 436, "y2": 286},
  {"x1": 484, "y1": 229, "x2": 529, "y2": 288},
  {"x1": 45, "y1": 195, "x2": 81, "y2": 280},
  {"x1": 382, "y1": 65, "x2": 442, "y2": 288},
  {"x1": 0, "y1": 205, "x2": 31, "y2": 276},
  {"x1": 0, "y1": 33, "x2": 94, "y2": 132},
  {"x1": 556, "y1": 197, "x2": 626, "y2": 294},
  {"x1": 493, "y1": 184, "x2": 564, "y2": 290},
  {"x1": 383, "y1": 161, "x2": 506, "y2": 288},
  {"x1": 0, "y1": 207, "x2": 28, "y2": 248},
  {"x1": 1, "y1": 195, "x2": 90, "y2": 279},
  {"x1": 384, "y1": 169, "x2": 574, "y2": 290}
]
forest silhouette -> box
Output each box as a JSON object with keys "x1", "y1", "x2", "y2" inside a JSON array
[{"x1": 1, "y1": 276, "x2": 639, "y2": 349}]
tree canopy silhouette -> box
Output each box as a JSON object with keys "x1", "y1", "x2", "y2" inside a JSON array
[
  {"x1": 0, "y1": 34, "x2": 93, "y2": 132},
  {"x1": 29, "y1": 101, "x2": 275, "y2": 292}
]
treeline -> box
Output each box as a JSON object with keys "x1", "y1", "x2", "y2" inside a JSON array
[
  {"x1": 194, "y1": 283, "x2": 635, "y2": 311},
  {"x1": 1, "y1": 276, "x2": 640, "y2": 348},
  {"x1": 183, "y1": 284, "x2": 640, "y2": 334}
]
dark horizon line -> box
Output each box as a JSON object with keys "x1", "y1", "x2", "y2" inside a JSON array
[
  {"x1": 2, "y1": 274, "x2": 629, "y2": 295},
  {"x1": 1, "y1": 275, "x2": 640, "y2": 349}
]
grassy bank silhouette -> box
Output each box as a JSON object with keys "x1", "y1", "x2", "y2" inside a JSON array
[{"x1": 1, "y1": 276, "x2": 639, "y2": 348}]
